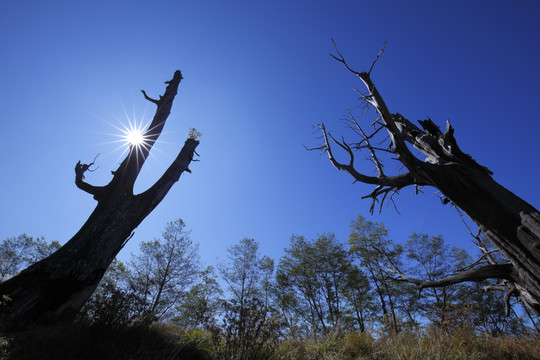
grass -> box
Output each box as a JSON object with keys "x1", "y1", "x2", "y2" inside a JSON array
[
  {"x1": 275, "y1": 328, "x2": 540, "y2": 360},
  {"x1": 1, "y1": 323, "x2": 539, "y2": 360}
]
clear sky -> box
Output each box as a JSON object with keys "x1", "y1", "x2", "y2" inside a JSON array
[{"x1": 1, "y1": 1, "x2": 539, "y2": 267}]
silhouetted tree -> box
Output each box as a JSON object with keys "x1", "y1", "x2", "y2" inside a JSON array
[
  {"x1": 313, "y1": 43, "x2": 540, "y2": 314},
  {"x1": 174, "y1": 265, "x2": 223, "y2": 330},
  {"x1": 403, "y1": 234, "x2": 475, "y2": 330},
  {"x1": 348, "y1": 216, "x2": 404, "y2": 333},
  {"x1": 0, "y1": 71, "x2": 199, "y2": 327},
  {"x1": 277, "y1": 233, "x2": 356, "y2": 335},
  {"x1": 128, "y1": 219, "x2": 200, "y2": 321},
  {"x1": 342, "y1": 263, "x2": 375, "y2": 333},
  {"x1": 218, "y1": 238, "x2": 264, "y2": 337}
]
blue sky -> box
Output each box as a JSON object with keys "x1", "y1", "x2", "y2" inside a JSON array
[{"x1": 1, "y1": 1, "x2": 540, "y2": 267}]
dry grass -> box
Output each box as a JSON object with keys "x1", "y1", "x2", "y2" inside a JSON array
[
  {"x1": 1, "y1": 323, "x2": 539, "y2": 360},
  {"x1": 276, "y1": 328, "x2": 540, "y2": 360}
]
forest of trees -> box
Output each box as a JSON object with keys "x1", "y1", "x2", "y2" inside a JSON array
[{"x1": 3, "y1": 216, "x2": 537, "y2": 342}]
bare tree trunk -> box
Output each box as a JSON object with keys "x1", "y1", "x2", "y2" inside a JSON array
[
  {"x1": 0, "y1": 70, "x2": 199, "y2": 327},
  {"x1": 421, "y1": 161, "x2": 540, "y2": 312},
  {"x1": 314, "y1": 43, "x2": 540, "y2": 314}
]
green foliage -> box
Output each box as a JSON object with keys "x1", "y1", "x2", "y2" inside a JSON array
[
  {"x1": 208, "y1": 297, "x2": 283, "y2": 360},
  {"x1": 3, "y1": 323, "x2": 540, "y2": 360},
  {"x1": 277, "y1": 332, "x2": 375, "y2": 360},
  {"x1": 348, "y1": 215, "x2": 405, "y2": 333},
  {"x1": 260, "y1": 255, "x2": 275, "y2": 308},
  {"x1": 5, "y1": 216, "x2": 539, "y2": 359},
  {"x1": 277, "y1": 233, "x2": 364, "y2": 336},
  {"x1": 174, "y1": 265, "x2": 223, "y2": 330},
  {"x1": 218, "y1": 238, "x2": 263, "y2": 304},
  {"x1": 218, "y1": 237, "x2": 278, "y2": 340},
  {"x1": 79, "y1": 258, "x2": 152, "y2": 326},
  {"x1": 404, "y1": 233, "x2": 476, "y2": 331},
  {"x1": 80, "y1": 282, "x2": 150, "y2": 328},
  {"x1": 128, "y1": 219, "x2": 201, "y2": 321}
]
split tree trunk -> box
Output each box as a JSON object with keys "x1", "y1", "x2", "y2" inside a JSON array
[
  {"x1": 0, "y1": 70, "x2": 199, "y2": 327},
  {"x1": 422, "y1": 162, "x2": 540, "y2": 312},
  {"x1": 316, "y1": 44, "x2": 540, "y2": 313}
]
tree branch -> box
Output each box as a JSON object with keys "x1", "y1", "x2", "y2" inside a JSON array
[
  {"x1": 140, "y1": 90, "x2": 160, "y2": 105},
  {"x1": 111, "y1": 70, "x2": 184, "y2": 190},
  {"x1": 138, "y1": 138, "x2": 199, "y2": 217},
  {"x1": 74, "y1": 156, "x2": 106, "y2": 200},
  {"x1": 310, "y1": 122, "x2": 424, "y2": 214},
  {"x1": 315, "y1": 123, "x2": 418, "y2": 187},
  {"x1": 330, "y1": 41, "x2": 421, "y2": 172},
  {"x1": 393, "y1": 263, "x2": 516, "y2": 290},
  {"x1": 346, "y1": 107, "x2": 385, "y2": 177},
  {"x1": 367, "y1": 41, "x2": 387, "y2": 76}
]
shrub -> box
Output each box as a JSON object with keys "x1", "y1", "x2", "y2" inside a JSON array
[
  {"x1": 79, "y1": 282, "x2": 151, "y2": 327},
  {"x1": 208, "y1": 297, "x2": 283, "y2": 360}
]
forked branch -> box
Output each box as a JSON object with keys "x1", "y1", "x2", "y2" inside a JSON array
[{"x1": 311, "y1": 122, "x2": 424, "y2": 213}]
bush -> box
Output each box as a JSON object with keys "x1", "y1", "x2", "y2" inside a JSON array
[
  {"x1": 79, "y1": 282, "x2": 151, "y2": 327},
  {"x1": 208, "y1": 297, "x2": 283, "y2": 360}
]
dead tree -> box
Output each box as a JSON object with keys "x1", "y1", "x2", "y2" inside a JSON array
[
  {"x1": 312, "y1": 43, "x2": 540, "y2": 314},
  {"x1": 0, "y1": 70, "x2": 199, "y2": 327}
]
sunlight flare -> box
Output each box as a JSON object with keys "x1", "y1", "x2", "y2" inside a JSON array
[
  {"x1": 126, "y1": 128, "x2": 144, "y2": 146},
  {"x1": 119, "y1": 115, "x2": 150, "y2": 150}
]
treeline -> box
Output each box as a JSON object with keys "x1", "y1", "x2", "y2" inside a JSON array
[{"x1": 1, "y1": 216, "x2": 537, "y2": 345}]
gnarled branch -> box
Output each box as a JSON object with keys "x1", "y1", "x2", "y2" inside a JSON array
[
  {"x1": 393, "y1": 263, "x2": 516, "y2": 291},
  {"x1": 74, "y1": 155, "x2": 106, "y2": 199}
]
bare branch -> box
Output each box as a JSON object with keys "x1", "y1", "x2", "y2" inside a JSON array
[
  {"x1": 459, "y1": 249, "x2": 500, "y2": 271},
  {"x1": 483, "y1": 281, "x2": 518, "y2": 316},
  {"x1": 375, "y1": 243, "x2": 516, "y2": 293},
  {"x1": 394, "y1": 263, "x2": 516, "y2": 290},
  {"x1": 504, "y1": 284, "x2": 518, "y2": 316},
  {"x1": 74, "y1": 157, "x2": 106, "y2": 199},
  {"x1": 309, "y1": 121, "x2": 426, "y2": 214},
  {"x1": 346, "y1": 107, "x2": 385, "y2": 177},
  {"x1": 329, "y1": 39, "x2": 363, "y2": 77},
  {"x1": 330, "y1": 43, "x2": 422, "y2": 174},
  {"x1": 316, "y1": 122, "x2": 417, "y2": 185},
  {"x1": 140, "y1": 89, "x2": 160, "y2": 105},
  {"x1": 368, "y1": 41, "x2": 387, "y2": 75}
]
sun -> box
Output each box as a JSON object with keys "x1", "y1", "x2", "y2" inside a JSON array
[
  {"x1": 121, "y1": 122, "x2": 148, "y2": 149},
  {"x1": 96, "y1": 105, "x2": 158, "y2": 165},
  {"x1": 126, "y1": 129, "x2": 144, "y2": 146}
]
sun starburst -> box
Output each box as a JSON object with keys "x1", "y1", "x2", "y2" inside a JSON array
[
  {"x1": 93, "y1": 103, "x2": 173, "y2": 173},
  {"x1": 122, "y1": 123, "x2": 147, "y2": 148}
]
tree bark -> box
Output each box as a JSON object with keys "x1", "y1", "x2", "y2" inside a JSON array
[
  {"x1": 0, "y1": 70, "x2": 199, "y2": 327},
  {"x1": 421, "y1": 162, "x2": 540, "y2": 312},
  {"x1": 316, "y1": 44, "x2": 540, "y2": 314}
]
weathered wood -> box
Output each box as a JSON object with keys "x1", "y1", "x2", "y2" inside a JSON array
[
  {"x1": 317, "y1": 45, "x2": 540, "y2": 313},
  {"x1": 0, "y1": 71, "x2": 199, "y2": 327}
]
